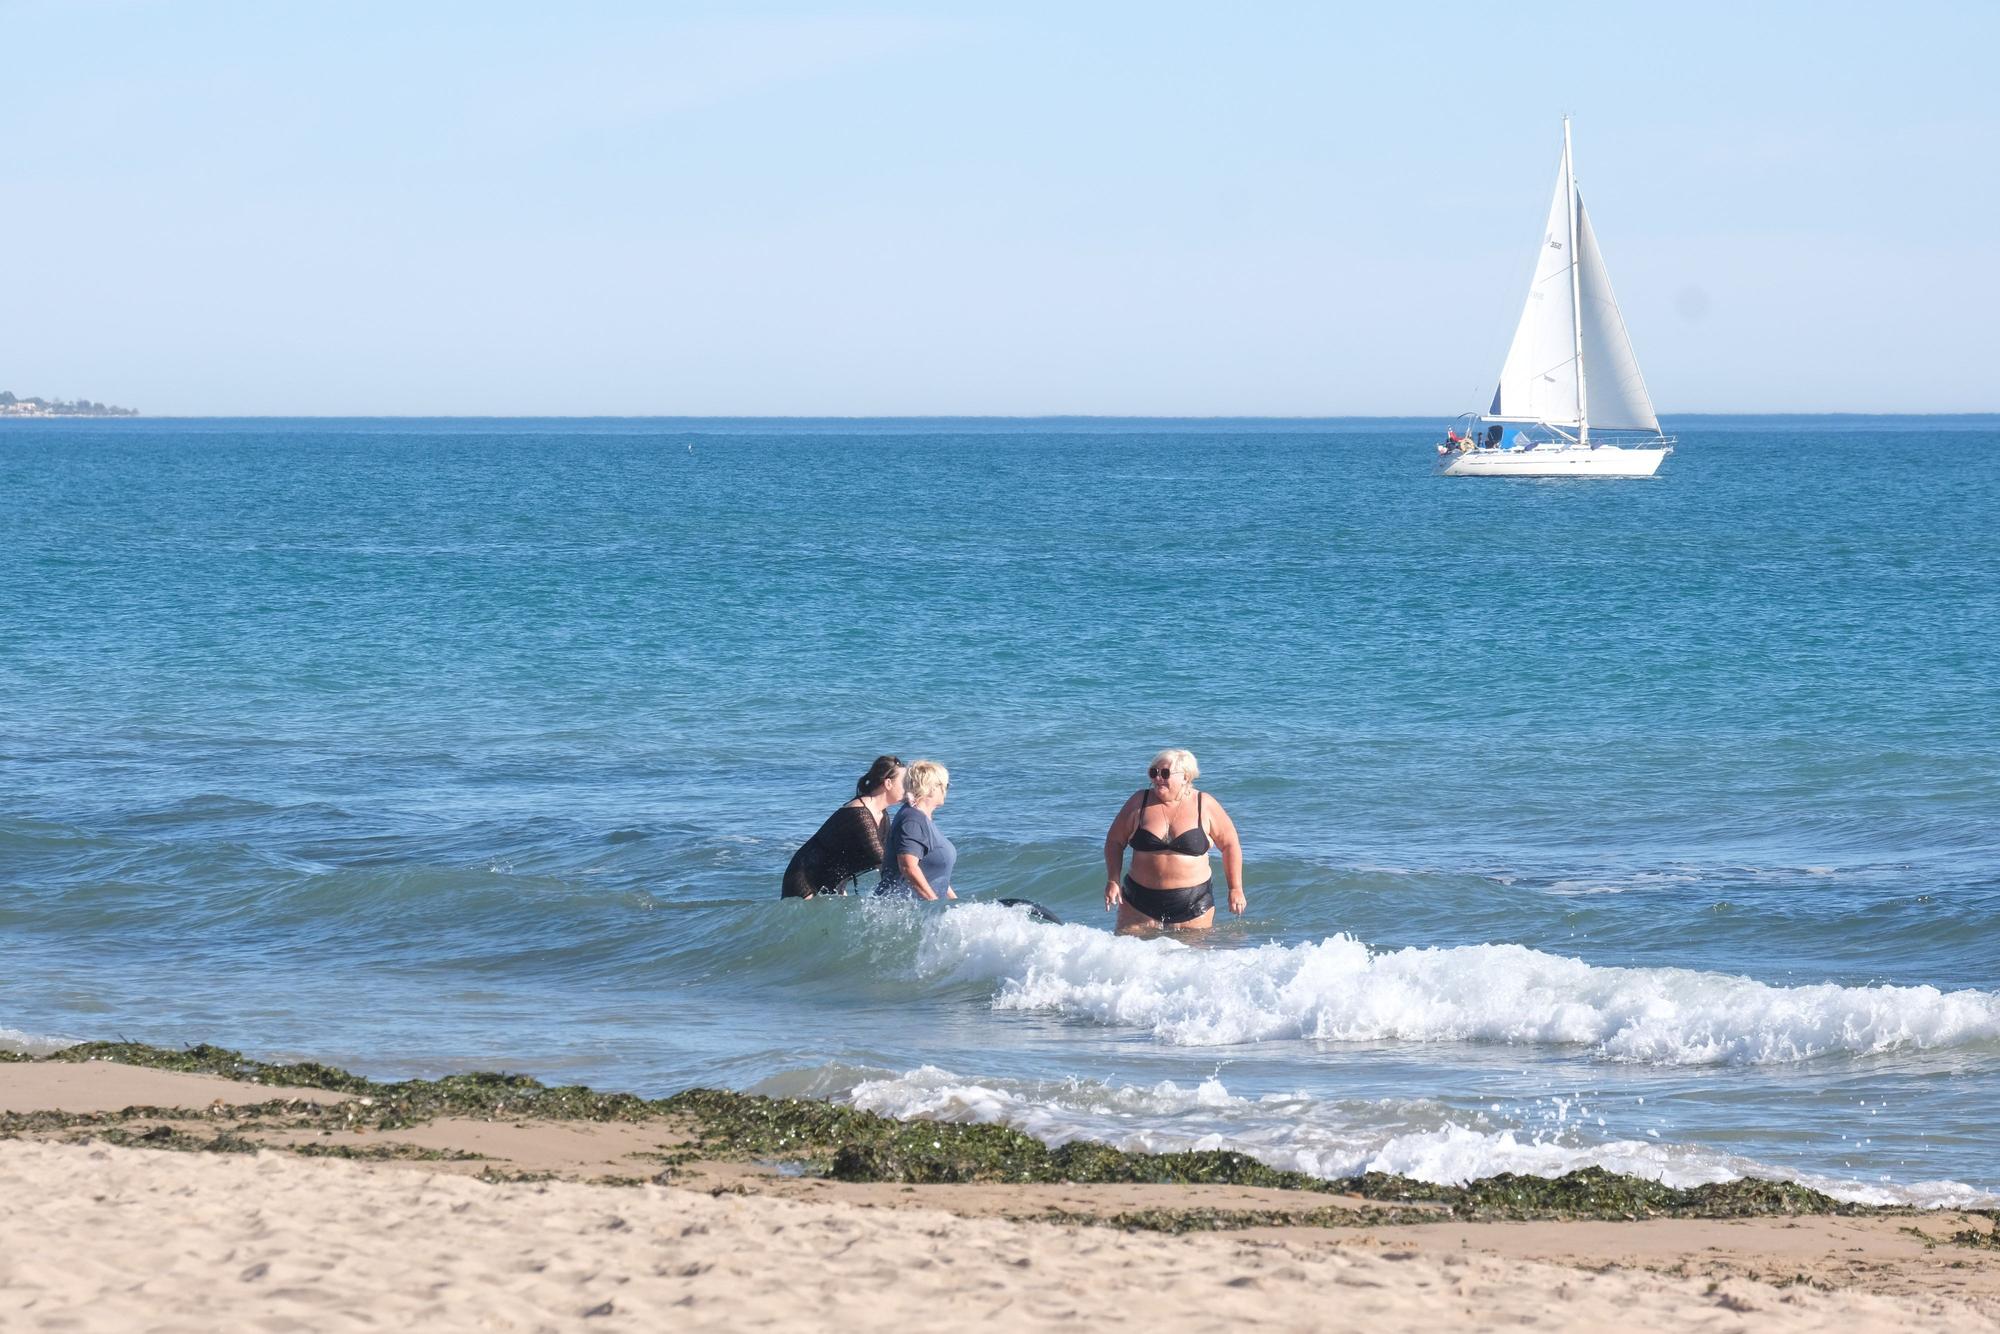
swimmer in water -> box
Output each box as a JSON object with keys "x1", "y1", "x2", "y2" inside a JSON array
[
  {"x1": 1102, "y1": 748, "x2": 1244, "y2": 932},
  {"x1": 780, "y1": 755, "x2": 905, "y2": 899},
  {"x1": 878, "y1": 759, "x2": 957, "y2": 901}
]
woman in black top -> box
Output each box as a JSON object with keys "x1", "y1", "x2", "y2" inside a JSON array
[{"x1": 780, "y1": 755, "x2": 905, "y2": 898}]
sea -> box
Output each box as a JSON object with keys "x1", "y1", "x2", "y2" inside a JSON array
[{"x1": 4, "y1": 415, "x2": 1998, "y2": 1207}]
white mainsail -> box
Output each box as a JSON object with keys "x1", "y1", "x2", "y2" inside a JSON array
[
  {"x1": 1489, "y1": 153, "x2": 1582, "y2": 425},
  {"x1": 1487, "y1": 122, "x2": 1659, "y2": 436}
]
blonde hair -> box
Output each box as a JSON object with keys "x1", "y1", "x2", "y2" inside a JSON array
[
  {"x1": 1150, "y1": 748, "x2": 1200, "y2": 782},
  {"x1": 905, "y1": 759, "x2": 951, "y2": 802}
]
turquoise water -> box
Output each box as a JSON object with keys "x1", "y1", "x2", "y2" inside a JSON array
[{"x1": 4, "y1": 416, "x2": 1997, "y2": 1203}]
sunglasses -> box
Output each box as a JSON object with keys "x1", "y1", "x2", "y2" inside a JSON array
[{"x1": 1148, "y1": 766, "x2": 1176, "y2": 779}]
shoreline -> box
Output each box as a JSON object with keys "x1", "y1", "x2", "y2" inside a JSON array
[
  {"x1": 0, "y1": 1040, "x2": 1937, "y2": 1222},
  {"x1": 5, "y1": 1042, "x2": 1999, "y2": 1328}
]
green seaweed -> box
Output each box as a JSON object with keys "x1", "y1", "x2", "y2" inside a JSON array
[
  {"x1": 52, "y1": 1042, "x2": 374, "y2": 1091},
  {"x1": 1950, "y1": 1214, "x2": 2000, "y2": 1249},
  {"x1": 478, "y1": 1167, "x2": 560, "y2": 1184},
  {"x1": 44, "y1": 1043, "x2": 658, "y2": 1129},
  {"x1": 1, "y1": 1109, "x2": 130, "y2": 1137},
  {"x1": 663, "y1": 1092, "x2": 1861, "y2": 1221},
  {"x1": 93, "y1": 1125, "x2": 263, "y2": 1154},
  {"x1": 0, "y1": 1100, "x2": 352, "y2": 1141},
  {"x1": 9, "y1": 1044, "x2": 1894, "y2": 1226},
  {"x1": 830, "y1": 1135, "x2": 1340, "y2": 1190},
  {"x1": 1348, "y1": 1167, "x2": 1852, "y2": 1221},
  {"x1": 1036, "y1": 1204, "x2": 1436, "y2": 1234},
  {"x1": 661, "y1": 1087, "x2": 914, "y2": 1163},
  {"x1": 289, "y1": 1142, "x2": 486, "y2": 1162},
  {"x1": 662, "y1": 1088, "x2": 1335, "y2": 1189}
]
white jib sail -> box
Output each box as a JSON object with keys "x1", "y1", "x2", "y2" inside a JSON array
[
  {"x1": 1490, "y1": 151, "x2": 1581, "y2": 425},
  {"x1": 1574, "y1": 197, "x2": 1660, "y2": 432}
]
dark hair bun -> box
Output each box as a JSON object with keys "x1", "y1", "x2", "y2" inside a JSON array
[{"x1": 856, "y1": 754, "x2": 904, "y2": 798}]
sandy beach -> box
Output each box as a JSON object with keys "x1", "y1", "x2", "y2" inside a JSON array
[
  {"x1": 4, "y1": 1057, "x2": 1996, "y2": 1331},
  {"x1": 11, "y1": 4, "x2": 2000, "y2": 1324}
]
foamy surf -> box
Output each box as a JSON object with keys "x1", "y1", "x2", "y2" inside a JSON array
[
  {"x1": 828, "y1": 1062, "x2": 1996, "y2": 1210},
  {"x1": 920, "y1": 904, "x2": 2000, "y2": 1065},
  {"x1": 0, "y1": 1028, "x2": 80, "y2": 1058}
]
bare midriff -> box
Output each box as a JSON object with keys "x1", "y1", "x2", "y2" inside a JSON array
[{"x1": 1128, "y1": 847, "x2": 1211, "y2": 891}]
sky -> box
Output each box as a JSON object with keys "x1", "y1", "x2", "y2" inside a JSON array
[{"x1": 4, "y1": 0, "x2": 1995, "y2": 415}]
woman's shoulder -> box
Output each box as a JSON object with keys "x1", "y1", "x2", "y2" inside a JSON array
[
  {"x1": 890, "y1": 803, "x2": 935, "y2": 845},
  {"x1": 827, "y1": 801, "x2": 874, "y2": 829}
]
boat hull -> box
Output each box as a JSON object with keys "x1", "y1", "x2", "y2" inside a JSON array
[{"x1": 1439, "y1": 445, "x2": 1668, "y2": 478}]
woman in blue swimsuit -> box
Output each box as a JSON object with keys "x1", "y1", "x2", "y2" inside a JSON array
[{"x1": 1103, "y1": 748, "x2": 1244, "y2": 932}]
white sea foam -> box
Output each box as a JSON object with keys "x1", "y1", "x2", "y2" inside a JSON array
[
  {"x1": 0, "y1": 1027, "x2": 80, "y2": 1057},
  {"x1": 921, "y1": 904, "x2": 2000, "y2": 1064},
  {"x1": 840, "y1": 1063, "x2": 1996, "y2": 1209},
  {"x1": 1541, "y1": 869, "x2": 1702, "y2": 896}
]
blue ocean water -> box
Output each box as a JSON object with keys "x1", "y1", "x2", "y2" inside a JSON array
[{"x1": 4, "y1": 415, "x2": 1997, "y2": 1204}]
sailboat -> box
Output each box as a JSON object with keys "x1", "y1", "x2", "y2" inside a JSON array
[{"x1": 1438, "y1": 119, "x2": 1673, "y2": 477}]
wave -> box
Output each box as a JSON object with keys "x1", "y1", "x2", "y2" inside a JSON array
[
  {"x1": 0, "y1": 1027, "x2": 80, "y2": 1057},
  {"x1": 819, "y1": 1063, "x2": 1994, "y2": 1209},
  {"x1": 917, "y1": 904, "x2": 2000, "y2": 1064}
]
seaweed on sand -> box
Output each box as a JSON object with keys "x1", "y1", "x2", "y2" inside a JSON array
[
  {"x1": 1348, "y1": 1167, "x2": 1854, "y2": 1221},
  {"x1": 93, "y1": 1125, "x2": 264, "y2": 1154},
  {"x1": 290, "y1": 1142, "x2": 487, "y2": 1163},
  {"x1": 663, "y1": 1091, "x2": 1859, "y2": 1222},
  {"x1": 661, "y1": 1089, "x2": 1332, "y2": 1190},
  {"x1": 47, "y1": 1042, "x2": 654, "y2": 1128},
  {"x1": 1951, "y1": 1214, "x2": 2000, "y2": 1249},
  {"x1": 9, "y1": 1044, "x2": 1880, "y2": 1228},
  {"x1": 51, "y1": 1042, "x2": 375, "y2": 1091}
]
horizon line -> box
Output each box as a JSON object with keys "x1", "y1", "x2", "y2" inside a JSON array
[{"x1": 9, "y1": 411, "x2": 1999, "y2": 422}]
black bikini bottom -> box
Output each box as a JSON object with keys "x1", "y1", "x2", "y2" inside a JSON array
[{"x1": 1121, "y1": 875, "x2": 1215, "y2": 925}]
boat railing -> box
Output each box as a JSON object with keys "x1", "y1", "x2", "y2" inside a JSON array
[
  {"x1": 1439, "y1": 420, "x2": 1675, "y2": 455},
  {"x1": 1462, "y1": 423, "x2": 1675, "y2": 450}
]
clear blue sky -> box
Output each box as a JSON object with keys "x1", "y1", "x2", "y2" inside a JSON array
[{"x1": 5, "y1": 0, "x2": 1994, "y2": 414}]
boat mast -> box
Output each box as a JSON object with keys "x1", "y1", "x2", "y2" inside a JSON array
[{"x1": 1565, "y1": 116, "x2": 1589, "y2": 444}]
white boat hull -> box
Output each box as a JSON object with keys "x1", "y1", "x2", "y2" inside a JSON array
[{"x1": 1439, "y1": 445, "x2": 1668, "y2": 478}]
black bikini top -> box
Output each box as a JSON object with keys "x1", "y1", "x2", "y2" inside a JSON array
[{"x1": 1128, "y1": 790, "x2": 1210, "y2": 856}]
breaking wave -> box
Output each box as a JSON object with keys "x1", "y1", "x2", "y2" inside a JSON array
[{"x1": 918, "y1": 904, "x2": 2000, "y2": 1064}]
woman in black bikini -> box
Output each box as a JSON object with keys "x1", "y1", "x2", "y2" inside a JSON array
[
  {"x1": 780, "y1": 755, "x2": 906, "y2": 898},
  {"x1": 1102, "y1": 748, "x2": 1244, "y2": 932}
]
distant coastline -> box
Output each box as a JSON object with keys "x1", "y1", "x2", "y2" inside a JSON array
[
  {"x1": 0, "y1": 391, "x2": 136, "y2": 418},
  {"x1": 4, "y1": 410, "x2": 1991, "y2": 424}
]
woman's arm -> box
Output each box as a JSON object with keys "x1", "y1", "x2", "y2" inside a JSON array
[
  {"x1": 897, "y1": 852, "x2": 939, "y2": 901},
  {"x1": 1103, "y1": 792, "x2": 1140, "y2": 910},
  {"x1": 1206, "y1": 797, "x2": 1245, "y2": 914}
]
